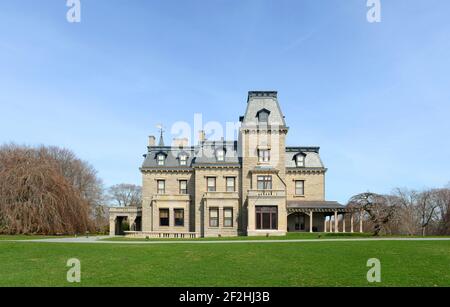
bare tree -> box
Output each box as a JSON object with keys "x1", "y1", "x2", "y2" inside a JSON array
[
  {"x1": 429, "y1": 188, "x2": 450, "y2": 235},
  {"x1": 0, "y1": 144, "x2": 104, "y2": 235},
  {"x1": 347, "y1": 192, "x2": 398, "y2": 236},
  {"x1": 416, "y1": 190, "x2": 439, "y2": 236},
  {"x1": 108, "y1": 184, "x2": 142, "y2": 207}
]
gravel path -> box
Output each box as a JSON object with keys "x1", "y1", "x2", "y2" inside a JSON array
[{"x1": 3, "y1": 237, "x2": 450, "y2": 245}]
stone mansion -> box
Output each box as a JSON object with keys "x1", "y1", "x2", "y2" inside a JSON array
[{"x1": 109, "y1": 91, "x2": 359, "y2": 238}]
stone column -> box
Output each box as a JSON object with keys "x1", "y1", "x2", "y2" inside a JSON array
[
  {"x1": 329, "y1": 217, "x2": 333, "y2": 233},
  {"x1": 350, "y1": 214, "x2": 354, "y2": 233},
  {"x1": 360, "y1": 210, "x2": 364, "y2": 233},
  {"x1": 109, "y1": 216, "x2": 116, "y2": 236},
  {"x1": 309, "y1": 211, "x2": 313, "y2": 233},
  {"x1": 324, "y1": 217, "x2": 327, "y2": 233},
  {"x1": 334, "y1": 211, "x2": 338, "y2": 233},
  {"x1": 342, "y1": 214, "x2": 346, "y2": 233}
]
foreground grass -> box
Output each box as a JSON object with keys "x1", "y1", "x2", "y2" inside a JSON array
[
  {"x1": 0, "y1": 235, "x2": 73, "y2": 241},
  {"x1": 0, "y1": 240, "x2": 449, "y2": 286}
]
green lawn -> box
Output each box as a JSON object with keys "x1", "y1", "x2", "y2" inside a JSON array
[
  {"x1": 0, "y1": 235, "x2": 73, "y2": 241},
  {"x1": 0, "y1": 240, "x2": 449, "y2": 287}
]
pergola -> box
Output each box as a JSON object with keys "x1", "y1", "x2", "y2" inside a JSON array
[{"x1": 287, "y1": 201, "x2": 364, "y2": 233}]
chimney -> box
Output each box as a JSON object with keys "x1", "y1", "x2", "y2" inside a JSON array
[
  {"x1": 148, "y1": 135, "x2": 156, "y2": 147},
  {"x1": 173, "y1": 138, "x2": 189, "y2": 148},
  {"x1": 198, "y1": 130, "x2": 206, "y2": 144}
]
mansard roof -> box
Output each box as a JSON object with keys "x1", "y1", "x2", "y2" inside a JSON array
[
  {"x1": 141, "y1": 141, "x2": 240, "y2": 170},
  {"x1": 285, "y1": 147, "x2": 325, "y2": 169},
  {"x1": 241, "y1": 91, "x2": 287, "y2": 127}
]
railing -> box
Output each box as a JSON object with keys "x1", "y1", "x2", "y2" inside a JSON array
[
  {"x1": 248, "y1": 190, "x2": 286, "y2": 197},
  {"x1": 124, "y1": 231, "x2": 199, "y2": 239},
  {"x1": 203, "y1": 192, "x2": 239, "y2": 199},
  {"x1": 152, "y1": 194, "x2": 190, "y2": 201}
]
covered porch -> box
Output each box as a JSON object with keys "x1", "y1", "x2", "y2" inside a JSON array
[
  {"x1": 109, "y1": 207, "x2": 142, "y2": 236},
  {"x1": 287, "y1": 201, "x2": 363, "y2": 233}
]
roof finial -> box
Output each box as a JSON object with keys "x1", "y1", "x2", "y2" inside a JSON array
[{"x1": 156, "y1": 124, "x2": 165, "y2": 146}]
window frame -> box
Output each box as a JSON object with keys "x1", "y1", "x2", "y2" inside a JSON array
[
  {"x1": 174, "y1": 209, "x2": 185, "y2": 227},
  {"x1": 295, "y1": 180, "x2": 305, "y2": 196},
  {"x1": 157, "y1": 180, "x2": 166, "y2": 194},
  {"x1": 179, "y1": 180, "x2": 188, "y2": 194},
  {"x1": 223, "y1": 207, "x2": 234, "y2": 227},
  {"x1": 216, "y1": 149, "x2": 225, "y2": 162},
  {"x1": 209, "y1": 207, "x2": 219, "y2": 228},
  {"x1": 179, "y1": 154, "x2": 188, "y2": 166},
  {"x1": 258, "y1": 149, "x2": 270, "y2": 163},
  {"x1": 296, "y1": 154, "x2": 305, "y2": 167},
  {"x1": 257, "y1": 176, "x2": 273, "y2": 190},
  {"x1": 207, "y1": 177, "x2": 217, "y2": 192},
  {"x1": 157, "y1": 154, "x2": 165, "y2": 166},
  {"x1": 226, "y1": 177, "x2": 236, "y2": 192},
  {"x1": 159, "y1": 208, "x2": 170, "y2": 227}
]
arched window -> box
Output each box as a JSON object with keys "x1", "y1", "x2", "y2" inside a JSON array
[{"x1": 256, "y1": 109, "x2": 271, "y2": 124}]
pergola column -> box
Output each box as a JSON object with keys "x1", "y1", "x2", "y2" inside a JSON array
[
  {"x1": 342, "y1": 214, "x2": 346, "y2": 233},
  {"x1": 324, "y1": 217, "x2": 327, "y2": 233},
  {"x1": 350, "y1": 214, "x2": 354, "y2": 233},
  {"x1": 334, "y1": 211, "x2": 338, "y2": 233},
  {"x1": 309, "y1": 211, "x2": 314, "y2": 233},
  {"x1": 359, "y1": 210, "x2": 364, "y2": 233}
]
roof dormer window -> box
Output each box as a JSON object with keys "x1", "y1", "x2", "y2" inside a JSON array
[
  {"x1": 157, "y1": 154, "x2": 166, "y2": 166},
  {"x1": 296, "y1": 154, "x2": 306, "y2": 167},
  {"x1": 256, "y1": 108, "x2": 270, "y2": 124},
  {"x1": 179, "y1": 154, "x2": 188, "y2": 166},
  {"x1": 216, "y1": 149, "x2": 225, "y2": 162}
]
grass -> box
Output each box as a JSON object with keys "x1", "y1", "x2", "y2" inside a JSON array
[
  {"x1": 0, "y1": 239, "x2": 449, "y2": 286},
  {"x1": 0, "y1": 235, "x2": 73, "y2": 241}
]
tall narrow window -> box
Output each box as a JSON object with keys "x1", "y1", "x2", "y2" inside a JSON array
[
  {"x1": 207, "y1": 177, "x2": 216, "y2": 192},
  {"x1": 257, "y1": 109, "x2": 270, "y2": 124},
  {"x1": 209, "y1": 208, "x2": 219, "y2": 227},
  {"x1": 157, "y1": 154, "x2": 165, "y2": 166},
  {"x1": 224, "y1": 208, "x2": 233, "y2": 227},
  {"x1": 174, "y1": 209, "x2": 184, "y2": 227},
  {"x1": 179, "y1": 180, "x2": 188, "y2": 194},
  {"x1": 159, "y1": 209, "x2": 169, "y2": 226},
  {"x1": 256, "y1": 206, "x2": 278, "y2": 230},
  {"x1": 157, "y1": 180, "x2": 165, "y2": 194},
  {"x1": 226, "y1": 177, "x2": 236, "y2": 192},
  {"x1": 257, "y1": 176, "x2": 272, "y2": 190},
  {"x1": 295, "y1": 180, "x2": 305, "y2": 196},
  {"x1": 258, "y1": 149, "x2": 270, "y2": 163},
  {"x1": 179, "y1": 155, "x2": 187, "y2": 166}
]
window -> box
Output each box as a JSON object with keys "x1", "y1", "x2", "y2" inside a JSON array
[
  {"x1": 257, "y1": 176, "x2": 272, "y2": 190},
  {"x1": 209, "y1": 208, "x2": 219, "y2": 227},
  {"x1": 224, "y1": 208, "x2": 233, "y2": 227},
  {"x1": 258, "y1": 149, "x2": 270, "y2": 163},
  {"x1": 296, "y1": 154, "x2": 305, "y2": 167},
  {"x1": 174, "y1": 209, "x2": 184, "y2": 227},
  {"x1": 256, "y1": 206, "x2": 278, "y2": 230},
  {"x1": 179, "y1": 180, "x2": 188, "y2": 194},
  {"x1": 179, "y1": 155, "x2": 187, "y2": 166},
  {"x1": 157, "y1": 154, "x2": 165, "y2": 166},
  {"x1": 159, "y1": 209, "x2": 169, "y2": 226},
  {"x1": 295, "y1": 180, "x2": 305, "y2": 196},
  {"x1": 257, "y1": 109, "x2": 270, "y2": 123},
  {"x1": 157, "y1": 180, "x2": 165, "y2": 194},
  {"x1": 216, "y1": 149, "x2": 225, "y2": 162},
  {"x1": 226, "y1": 177, "x2": 236, "y2": 192},
  {"x1": 207, "y1": 177, "x2": 216, "y2": 192}
]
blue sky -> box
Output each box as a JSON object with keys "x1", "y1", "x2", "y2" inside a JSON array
[{"x1": 1, "y1": 0, "x2": 449, "y2": 204}]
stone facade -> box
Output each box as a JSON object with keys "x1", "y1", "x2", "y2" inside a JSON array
[{"x1": 109, "y1": 91, "x2": 347, "y2": 238}]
